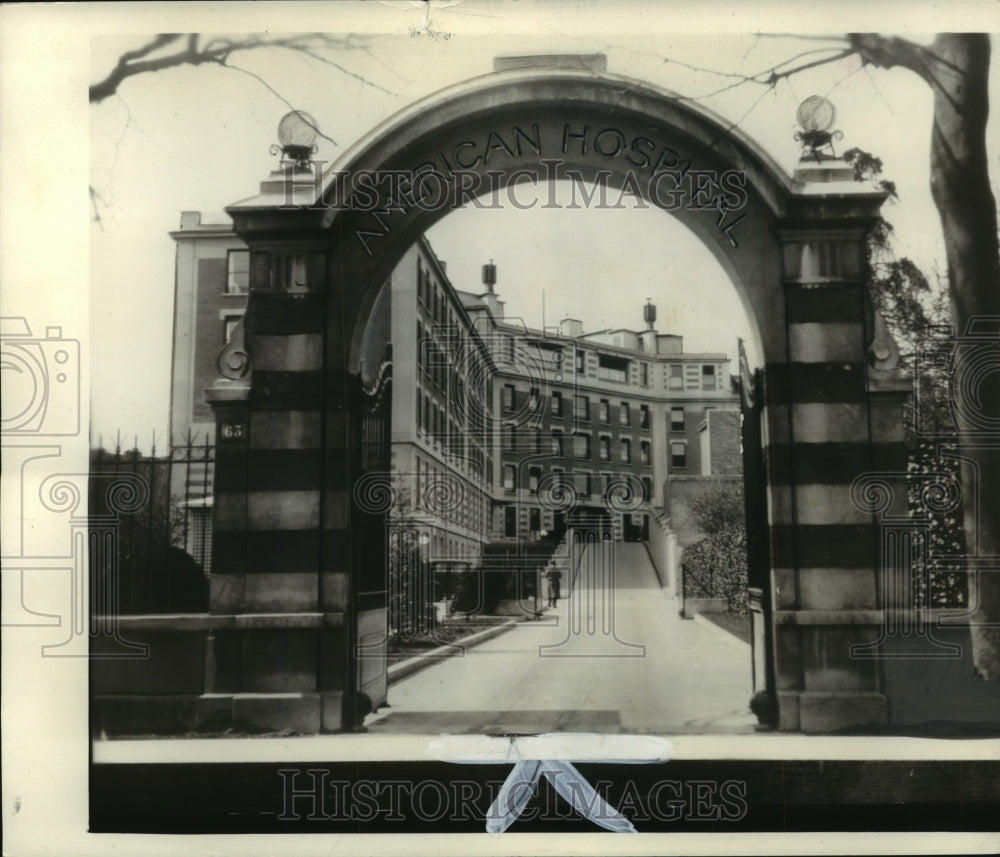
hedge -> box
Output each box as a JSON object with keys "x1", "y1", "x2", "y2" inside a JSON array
[{"x1": 681, "y1": 524, "x2": 749, "y2": 614}]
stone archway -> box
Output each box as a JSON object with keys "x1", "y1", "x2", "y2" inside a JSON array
[{"x1": 209, "y1": 68, "x2": 903, "y2": 734}]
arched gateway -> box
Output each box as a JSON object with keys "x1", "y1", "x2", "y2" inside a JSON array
[{"x1": 203, "y1": 68, "x2": 907, "y2": 733}]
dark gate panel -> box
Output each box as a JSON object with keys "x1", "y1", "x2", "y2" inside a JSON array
[
  {"x1": 740, "y1": 342, "x2": 776, "y2": 725},
  {"x1": 351, "y1": 360, "x2": 392, "y2": 718}
]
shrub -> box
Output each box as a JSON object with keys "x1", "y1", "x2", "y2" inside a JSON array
[{"x1": 681, "y1": 524, "x2": 748, "y2": 614}]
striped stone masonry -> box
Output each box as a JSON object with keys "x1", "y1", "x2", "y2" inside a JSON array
[
  {"x1": 764, "y1": 231, "x2": 907, "y2": 732},
  {"x1": 204, "y1": 239, "x2": 350, "y2": 734}
]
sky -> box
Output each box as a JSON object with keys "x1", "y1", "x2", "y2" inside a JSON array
[
  {"x1": 424, "y1": 179, "x2": 751, "y2": 350},
  {"x1": 16, "y1": 5, "x2": 1000, "y2": 450}
]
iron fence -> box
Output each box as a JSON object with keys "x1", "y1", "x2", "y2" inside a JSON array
[{"x1": 89, "y1": 431, "x2": 214, "y2": 614}]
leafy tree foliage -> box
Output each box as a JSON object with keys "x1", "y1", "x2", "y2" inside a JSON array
[{"x1": 846, "y1": 147, "x2": 967, "y2": 608}]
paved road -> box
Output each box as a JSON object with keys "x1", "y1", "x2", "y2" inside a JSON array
[{"x1": 366, "y1": 541, "x2": 756, "y2": 735}]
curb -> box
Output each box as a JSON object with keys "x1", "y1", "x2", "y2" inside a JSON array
[
  {"x1": 387, "y1": 619, "x2": 519, "y2": 685},
  {"x1": 693, "y1": 612, "x2": 752, "y2": 652}
]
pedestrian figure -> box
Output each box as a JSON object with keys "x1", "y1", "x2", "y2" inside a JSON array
[{"x1": 546, "y1": 568, "x2": 562, "y2": 607}]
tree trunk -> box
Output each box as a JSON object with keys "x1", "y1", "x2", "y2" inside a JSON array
[
  {"x1": 925, "y1": 35, "x2": 1000, "y2": 679},
  {"x1": 853, "y1": 33, "x2": 1000, "y2": 677}
]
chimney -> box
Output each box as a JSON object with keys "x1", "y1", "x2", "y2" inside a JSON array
[
  {"x1": 482, "y1": 260, "x2": 497, "y2": 294},
  {"x1": 643, "y1": 299, "x2": 657, "y2": 331},
  {"x1": 560, "y1": 318, "x2": 583, "y2": 338},
  {"x1": 639, "y1": 300, "x2": 658, "y2": 352}
]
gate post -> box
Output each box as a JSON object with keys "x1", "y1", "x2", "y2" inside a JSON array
[
  {"x1": 202, "y1": 159, "x2": 348, "y2": 733},
  {"x1": 768, "y1": 161, "x2": 902, "y2": 731}
]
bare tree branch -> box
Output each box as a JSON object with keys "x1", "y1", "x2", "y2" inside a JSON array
[
  {"x1": 281, "y1": 42, "x2": 397, "y2": 96},
  {"x1": 689, "y1": 47, "x2": 856, "y2": 99},
  {"x1": 90, "y1": 33, "x2": 393, "y2": 104},
  {"x1": 222, "y1": 63, "x2": 339, "y2": 146}
]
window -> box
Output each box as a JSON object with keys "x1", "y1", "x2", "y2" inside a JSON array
[
  {"x1": 417, "y1": 260, "x2": 425, "y2": 305},
  {"x1": 619, "y1": 402, "x2": 630, "y2": 426},
  {"x1": 503, "y1": 425, "x2": 515, "y2": 451},
  {"x1": 534, "y1": 429, "x2": 542, "y2": 454},
  {"x1": 640, "y1": 404, "x2": 650, "y2": 429},
  {"x1": 422, "y1": 331, "x2": 432, "y2": 386},
  {"x1": 530, "y1": 508, "x2": 541, "y2": 532},
  {"x1": 573, "y1": 434, "x2": 590, "y2": 459},
  {"x1": 551, "y1": 391, "x2": 563, "y2": 417},
  {"x1": 423, "y1": 395, "x2": 431, "y2": 434},
  {"x1": 504, "y1": 506, "x2": 517, "y2": 537},
  {"x1": 669, "y1": 365, "x2": 683, "y2": 390},
  {"x1": 426, "y1": 343, "x2": 437, "y2": 388},
  {"x1": 576, "y1": 472, "x2": 592, "y2": 497},
  {"x1": 671, "y1": 442, "x2": 687, "y2": 469},
  {"x1": 599, "y1": 399, "x2": 610, "y2": 423},
  {"x1": 528, "y1": 387, "x2": 539, "y2": 410},
  {"x1": 416, "y1": 392, "x2": 422, "y2": 429},
  {"x1": 620, "y1": 438, "x2": 631, "y2": 463},
  {"x1": 502, "y1": 384, "x2": 515, "y2": 411},
  {"x1": 226, "y1": 250, "x2": 250, "y2": 294},
  {"x1": 702, "y1": 364, "x2": 716, "y2": 390},
  {"x1": 671, "y1": 406, "x2": 685, "y2": 430},
  {"x1": 640, "y1": 441, "x2": 651, "y2": 466},
  {"x1": 529, "y1": 467, "x2": 541, "y2": 495},
  {"x1": 574, "y1": 395, "x2": 590, "y2": 420},
  {"x1": 551, "y1": 432, "x2": 564, "y2": 457},
  {"x1": 640, "y1": 363, "x2": 650, "y2": 386},
  {"x1": 599, "y1": 436, "x2": 611, "y2": 462},
  {"x1": 575, "y1": 350, "x2": 585, "y2": 372},
  {"x1": 597, "y1": 353, "x2": 629, "y2": 383},
  {"x1": 503, "y1": 465, "x2": 516, "y2": 492},
  {"x1": 642, "y1": 477, "x2": 652, "y2": 502}
]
